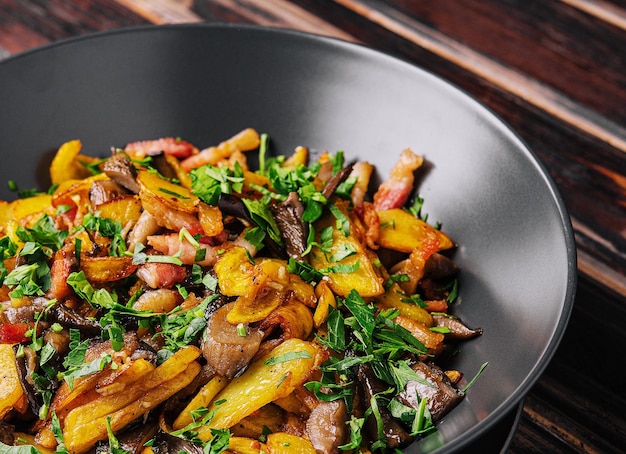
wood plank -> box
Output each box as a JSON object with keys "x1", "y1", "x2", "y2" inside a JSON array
[
  {"x1": 511, "y1": 273, "x2": 626, "y2": 453},
  {"x1": 0, "y1": 19, "x2": 48, "y2": 57},
  {"x1": 561, "y1": 0, "x2": 626, "y2": 30},
  {"x1": 192, "y1": 0, "x2": 357, "y2": 41},
  {"x1": 333, "y1": 0, "x2": 626, "y2": 153},
  {"x1": 113, "y1": 0, "x2": 202, "y2": 24},
  {"x1": 0, "y1": 0, "x2": 148, "y2": 56}
]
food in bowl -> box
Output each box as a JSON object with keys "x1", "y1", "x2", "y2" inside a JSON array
[{"x1": 0, "y1": 128, "x2": 483, "y2": 453}]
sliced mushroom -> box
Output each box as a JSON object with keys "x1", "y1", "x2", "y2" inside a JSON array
[
  {"x1": 151, "y1": 430, "x2": 204, "y2": 454},
  {"x1": 218, "y1": 193, "x2": 287, "y2": 259},
  {"x1": 151, "y1": 153, "x2": 179, "y2": 180},
  {"x1": 202, "y1": 303, "x2": 264, "y2": 379},
  {"x1": 306, "y1": 399, "x2": 348, "y2": 454},
  {"x1": 49, "y1": 303, "x2": 102, "y2": 336},
  {"x1": 14, "y1": 345, "x2": 44, "y2": 418},
  {"x1": 1, "y1": 296, "x2": 48, "y2": 325},
  {"x1": 0, "y1": 421, "x2": 15, "y2": 445},
  {"x1": 102, "y1": 151, "x2": 140, "y2": 193},
  {"x1": 95, "y1": 416, "x2": 158, "y2": 454},
  {"x1": 432, "y1": 314, "x2": 483, "y2": 341},
  {"x1": 270, "y1": 191, "x2": 308, "y2": 260},
  {"x1": 397, "y1": 361, "x2": 465, "y2": 422},
  {"x1": 218, "y1": 193, "x2": 253, "y2": 222},
  {"x1": 89, "y1": 179, "x2": 129, "y2": 207},
  {"x1": 321, "y1": 161, "x2": 355, "y2": 199},
  {"x1": 424, "y1": 252, "x2": 459, "y2": 280},
  {"x1": 357, "y1": 363, "x2": 414, "y2": 449},
  {"x1": 129, "y1": 341, "x2": 159, "y2": 365},
  {"x1": 43, "y1": 328, "x2": 71, "y2": 357}
]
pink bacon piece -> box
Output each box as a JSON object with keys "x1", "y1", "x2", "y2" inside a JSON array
[
  {"x1": 373, "y1": 148, "x2": 423, "y2": 210},
  {"x1": 147, "y1": 234, "x2": 218, "y2": 267},
  {"x1": 136, "y1": 262, "x2": 187, "y2": 289},
  {"x1": 124, "y1": 137, "x2": 199, "y2": 159}
]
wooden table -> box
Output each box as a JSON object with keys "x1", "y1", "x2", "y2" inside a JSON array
[{"x1": 1, "y1": 1, "x2": 625, "y2": 452}]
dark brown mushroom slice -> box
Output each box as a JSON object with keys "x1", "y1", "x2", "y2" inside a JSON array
[
  {"x1": 0, "y1": 421, "x2": 15, "y2": 445},
  {"x1": 306, "y1": 399, "x2": 349, "y2": 454},
  {"x1": 150, "y1": 430, "x2": 204, "y2": 454},
  {"x1": 201, "y1": 303, "x2": 264, "y2": 379},
  {"x1": 218, "y1": 193, "x2": 287, "y2": 259},
  {"x1": 424, "y1": 252, "x2": 459, "y2": 280},
  {"x1": 218, "y1": 193, "x2": 252, "y2": 222},
  {"x1": 129, "y1": 340, "x2": 159, "y2": 365},
  {"x1": 1, "y1": 296, "x2": 48, "y2": 325},
  {"x1": 94, "y1": 416, "x2": 158, "y2": 454},
  {"x1": 13, "y1": 345, "x2": 44, "y2": 418},
  {"x1": 89, "y1": 179, "x2": 129, "y2": 207},
  {"x1": 432, "y1": 314, "x2": 483, "y2": 341},
  {"x1": 397, "y1": 361, "x2": 465, "y2": 422},
  {"x1": 357, "y1": 363, "x2": 414, "y2": 449},
  {"x1": 270, "y1": 191, "x2": 308, "y2": 260},
  {"x1": 321, "y1": 161, "x2": 355, "y2": 200},
  {"x1": 49, "y1": 303, "x2": 102, "y2": 336},
  {"x1": 102, "y1": 151, "x2": 140, "y2": 193},
  {"x1": 151, "y1": 152, "x2": 179, "y2": 180}
]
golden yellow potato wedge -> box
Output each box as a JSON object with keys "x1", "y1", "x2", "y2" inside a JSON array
[
  {"x1": 214, "y1": 246, "x2": 255, "y2": 296},
  {"x1": 375, "y1": 282, "x2": 433, "y2": 327},
  {"x1": 281, "y1": 146, "x2": 308, "y2": 169},
  {"x1": 49, "y1": 139, "x2": 100, "y2": 185},
  {"x1": 377, "y1": 208, "x2": 454, "y2": 252},
  {"x1": 226, "y1": 436, "x2": 267, "y2": 454},
  {"x1": 14, "y1": 433, "x2": 56, "y2": 454},
  {"x1": 9, "y1": 194, "x2": 54, "y2": 224},
  {"x1": 266, "y1": 432, "x2": 316, "y2": 453},
  {"x1": 310, "y1": 203, "x2": 383, "y2": 297},
  {"x1": 226, "y1": 286, "x2": 286, "y2": 325},
  {"x1": 194, "y1": 339, "x2": 323, "y2": 440},
  {"x1": 173, "y1": 375, "x2": 229, "y2": 430},
  {"x1": 64, "y1": 361, "x2": 201, "y2": 453},
  {"x1": 63, "y1": 346, "x2": 200, "y2": 432},
  {"x1": 229, "y1": 404, "x2": 285, "y2": 439},
  {"x1": 137, "y1": 169, "x2": 199, "y2": 213},
  {"x1": 80, "y1": 256, "x2": 137, "y2": 283},
  {"x1": 95, "y1": 195, "x2": 142, "y2": 226},
  {"x1": 198, "y1": 202, "x2": 224, "y2": 237},
  {"x1": 164, "y1": 154, "x2": 194, "y2": 189},
  {"x1": 0, "y1": 343, "x2": 26, "y2": 419},
  {"x1": 313, "y1": 278, "x2": 336, "y2": 328}
]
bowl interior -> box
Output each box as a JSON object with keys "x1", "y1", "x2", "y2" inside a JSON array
[{"x1": 0, "y1": 24, "x2": 576, "y2": 453}]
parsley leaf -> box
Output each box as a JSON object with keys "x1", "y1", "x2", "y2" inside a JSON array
[
  {"x1": 242, "y1": 199, "x2": 283, "y2": 246},
  {"x1": 263, "y1": 350, "x2": 312, "y2": 366},
  {"x1": 190, "y1": 162, "x2": 244, "y2": 205}
]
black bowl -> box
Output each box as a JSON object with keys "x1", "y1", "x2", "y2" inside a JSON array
[{"x1": 0, "y1": 24, "x2": 576, "y2": 453}]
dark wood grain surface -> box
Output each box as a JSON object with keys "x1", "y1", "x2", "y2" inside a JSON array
[{"x1": 1, "y1": 1, "x2": 625, "y2": 452}]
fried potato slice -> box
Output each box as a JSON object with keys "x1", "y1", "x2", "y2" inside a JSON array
[
  {"x1": 377, "y1": 208, "x2": 454, "y2": 252},
  {"x1": 50, "y1": 139, "x2": 99, "y2": 185},
  {"x1": 193, "y1": 339, "x2": 323, "y2": 441},
  {"x1": 173, "y1": 375, "x2": 229, "y2": 430},
  {"x1": 310, "y1": 201, "x2": 384, "y2": 297},
  {"x1": 64, "y1": 361, "x2": 201, "y2": 453},
  {"x1": 0, "y1": 344, "x2": 27, "y2": 419},
  {"x1": 266, "y1": 432, "x2": 316, "y2": 453},
  {"x1": 375, "y1": 282, "x2": 434, "y2": 327},
  {"x1": 95, "y1": 195, "x2": 142, "y2": 226},
  {"x1": 80, "y1": 256, "x2": 137, "y2": 283},
  {"x1": 137, "y1": 169, "x2": 199, "y2": 214},
  {"x1": 63, "y1": 346, "x2": 200, "y2": 434}
]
